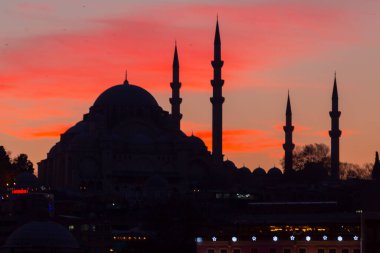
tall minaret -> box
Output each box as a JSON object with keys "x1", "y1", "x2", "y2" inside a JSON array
[
  {"x1": 372, "y1": 151, "x2": 380, "y2": 180},
  {"x1": 329, "y1": 73, "x2": 342, "y2": 179},
  {"x1": 169, "y1": 43, "x2": 182, "y2": 130},
  {"x1": 283, "y1": 91, "x2": 295, "y2": 174},
  {"x1": 210, "y1": 18, "x2": 225, "y2": 164}
]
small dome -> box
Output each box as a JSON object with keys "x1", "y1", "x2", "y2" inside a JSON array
[
  {"x1": 187, "y1": 134, "x2": 207, "y2": 149},
  {"x1": 188, "y1": 134, "x2": 206, "y2": 147},
  {"x1": 4, "y1": 221, "x2": 79, "y2": 249},
  {"x1": 224, "y1": 159, "x2": 237, "y2": 169},
  {"x1": 93, "y1": 84, "x2": 158, "y2": 108},
  {"x1": 252, "y1": 167, "x2": 266, "y2": 176},
  {"x1": 267, "y1": 166, "x2": 283, "y2": 176},
  {"x1": 239, "y1": 166, "x2": 251, "y2": 175},
  {"x1": 15, "y1": 172, "x2": 39, "y2": 189}
]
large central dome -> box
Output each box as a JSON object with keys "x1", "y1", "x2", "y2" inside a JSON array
[{"x1": 93, "y1": 83, "x2": 159, "y2": 108}]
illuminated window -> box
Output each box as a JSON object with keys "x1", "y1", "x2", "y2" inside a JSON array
[
  {"x1": 284, "y1": 249, "x2": 291, "y2": 253},
  {"x1": 208, "y1": 249, "x2": 215, "y2": 253},
  {"x1": 299, "y1": 249, "x2": 306, "y2": 253},
  {"x1": 233, "y1": 249, "x2": 241, "y2": 253},
  {"x1": 341, "y1": 250, "x2": 349, "y2": 253},
  {"x1": 317, "y1": 249, "x2": 325, "y2": 253},
  {"x1": 329, "y1": 249, "x2": 336, "y2": 253}
]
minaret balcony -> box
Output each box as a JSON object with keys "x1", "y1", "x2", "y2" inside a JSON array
[
  {"x1": 329, "y1": 111, "x2": 341, "y2": 118},
  {"x1": 211, "y1": 60, "x2": 224, "y2": 68},
  {"x1": 210, "y1": 96, "x2": 225, "y2": 104}
]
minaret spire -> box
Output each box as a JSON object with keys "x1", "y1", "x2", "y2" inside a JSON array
[
  {"x1": 372, "y1": 151, "x2": 380, "y2": 180},
  {"x1": 210, "y1": 17, "x2": 225, "y2": 164},
  {"x1": 169, "y1": 43, "x2": 182, "y2": 130},
  {"x1": 283, "y1": 91, "x2": 295, "y2": 175},
  {"x1": 329, "y1": 73, "x2": 342, "y2": 179},
  {"x1": 124, "y1": 69, "x2": 129, "y2": 85}
]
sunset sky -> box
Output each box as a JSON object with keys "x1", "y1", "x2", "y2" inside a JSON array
[{"x1": 1, "y1": 0, "x2": 380, "y2": 172}]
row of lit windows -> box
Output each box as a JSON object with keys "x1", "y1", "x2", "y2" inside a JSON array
[
  {"x1": 196, "y1": 235, "x2": 359, "y2": 243},
  {"x1": 206, "y1": 249, "x2": 360, "y2": 253},
  {"x1": 68, "y1": 224, "x2": 96, "y2": 232},
  {"x1": 113, "y1": 236, "x2": 147, "y2": 241}
]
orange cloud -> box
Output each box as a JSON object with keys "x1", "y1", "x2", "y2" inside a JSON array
[{"x1": 189, "y1": 129, "x2": 282, "y2": 153}]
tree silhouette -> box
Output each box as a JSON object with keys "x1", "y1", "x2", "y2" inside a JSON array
[
  {"x1": 0, "y1": 146, "x2": 12, "y2": 185},
  {"x1": 12, "y1": 153, "x2": 34, "y2": 174},
  {"x1": 281, "y1": 143, "x2": 330, "y2": 171}
]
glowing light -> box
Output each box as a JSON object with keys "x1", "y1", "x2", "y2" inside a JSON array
[
  {"x1": 195, "y1": 237, "x2": 203, "y2": 243},
  {"x1": 353, "y1": 236, "x2": 359, "y2": 241},
  {"x1": 337, "y1": 236, "x2": 343, "y2": 241},
  {"x1": 251, "y1": 236, "x2": 257, "y2": 241},
  {"x1": 323, "y1": 235, "x2": 328, "y2": 241},
  {"x1": 11, "y1": 189, "x2": 28, "y2": 194},
  {"x1": 290, "y1": 235, "x2": 295, "y2": 241},
  {"x1": 212, "y1": 236, "x2": 217, "y2": 242},
  {"x1": 232, "y1": 236, "x2": 237, "y2": 242},
  {"x1": 273, "y1": 236, "x2": 278, "y2": 242},
  {"x1": 306, "y1": 236, "x2": 311, "y2": 241}
]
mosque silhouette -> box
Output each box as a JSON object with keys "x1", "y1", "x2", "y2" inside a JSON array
[{"x1": 37, "y1": 18, "x2": 360, "y2": 193}]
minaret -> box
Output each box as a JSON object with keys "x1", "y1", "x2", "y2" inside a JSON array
[
  {"x1": 283, "y1": 91, "x2": 295, "y2": 174},
  {"x1": 329, "y1": 73, "x2": 342, "y2": 179},
  {"x1": 372, "y1": 151, "x2": 380, "y2": 180},
  {"x1": 210, "y1": 18, "x2": 224, "y2": 164},
  {"x1": 169, "y1": 43, "x2": 182, "y2": 130}
]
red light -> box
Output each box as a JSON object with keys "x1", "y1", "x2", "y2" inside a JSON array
[{"x1": 12, "y1": 189, "x2": 28, "y2": 194}]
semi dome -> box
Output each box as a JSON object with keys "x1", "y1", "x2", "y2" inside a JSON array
[
  {"x1": 93, "y1": 83, "x2": 159, "y2": 108},
  {"x1": 4, "y1": 221, "x2": 79, "y2": 250}
]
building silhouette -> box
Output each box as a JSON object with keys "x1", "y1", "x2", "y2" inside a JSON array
[
  {"x1": 283, "y1": 91, "x2": 295, "y2": 175},
  {"x1": 372, "y1": 151, "x2": 380, "y2": 180},
  {"x1": 329, "y1": 73, "x2": 342, "y2": 179},
  {"x1": 210, "y1": 18, "x2": 225, "y2": 164},
  {"x1": 170, "y1": 43, "x2": 182, "y2": 130}
]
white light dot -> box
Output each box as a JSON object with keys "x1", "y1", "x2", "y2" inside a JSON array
[
  {"x1": 195, "y1": 237, "x2": 203, "y2": 243},
  {"x1": 232, "y1": 236, "x2": 237, "y2": 242},
  {"x1": 306, "y1": 236, "x2": 311, "y2": 241},
  {"x1": 323, "y1": 235, "x2": 328, "y2": 241},
  {"x1": 212, "y1": 236, "x2": 217, "y2": 242},
  {"x1": 273, "y1": 236, "x2": 278, "y2": 242},
  {"x1": 251, "y1": 236, "x2": 257, "y2": 241},
  {"x1": 290, "y1": 235, "x2": 295, "y2": 241},
  {"x1": 337, "y1": 236, "x2": 343, "y2": 241},
  {"x1": 353, "y1": 236, "x2": 359, "y2": 241}
]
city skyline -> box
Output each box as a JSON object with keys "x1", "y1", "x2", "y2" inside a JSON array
[{"x1": 1, "y1": 1, "x2": 380, "y2": 170}]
